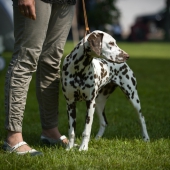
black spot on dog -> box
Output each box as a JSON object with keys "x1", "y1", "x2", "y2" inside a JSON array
[
  {"x1": 85, "y1": 84, "x2": 91, "y2": 88},
  {"x1": 127, "y1": 85, "x2": 131, "y2": 90},
  {"x1": 122, "y1": 69, "x2": 128, "y2": 75},
  {"x1": 86, "y1": 100, "x2": 91, "y2": 109},
  {"x1": 131, "y1": 77, "x2": 136, "y2": 86},
  {"x1": 82, "y1": 93, "x2": 87, "y2": 99},
  {"x1": 62, "y1": 86, "x2": 66, "y2": 92},
  {"x1": 91, "y1": 89, "x2": 96, "y2": 101},
  {"x1": 120, "y1": 82, "x2": 124, "y2": 86},
  {"x1": 75, "y1": 65, "x2": 79, "y2": 70},
  {"x1": 114, "y1": 69, "x2": 119, "y2": 75},
  {"x1": 126, "y1": 75, "x2": 129, "y2": 79},
  {"x1": 125, "y1": 90, "x2": 130, "y2": 99},
  {"x1": 75, "y1": 54, "x2": 84, "y2": 65},
  {"x1": 101, "y1": 68, "x2": 107, "y2": 79},
  {"x1": 70, "y1": 81, "x2": 76, "y2": 88},
  {"x1": 69, "y1": 103, "x2": 76, "y2": 119},
  {"x1": 74, "y1": 91, "x2": 79, "y2": 99},
  {"x1": 131, "y1": 91, "x2": 134, "y2": 99},
  {"x1": 86, "y1": 115, "x2": 90, "y2": 124},
  {"x1": 100, "y1": 63, "x2": 103, "y2": 67},
  {"x1": 72, "y1": 120, "x2": 76, "y2": 129},
  {"x1": 72, "y1": 53, "x2": 77, "y2": 60},
  {"x1": 101, "y1": 59, "x2": 108, "y2": 65},
  {"x1": 83, "y1": 54, "x2": 93, "y2": 66},
  {"x1": 65, "y1": 71, "x2": 69, "y2": 76},
  {"x1": 120, "y1": 64, "x2": 127, "y2": 71},
  {"x1": 63, "y1": 63, "x2": 69, "y2": 71}
]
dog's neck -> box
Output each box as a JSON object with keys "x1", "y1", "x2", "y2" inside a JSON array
[{"x1": 67, "y1": 40, "x2": 93, "y2": 74}]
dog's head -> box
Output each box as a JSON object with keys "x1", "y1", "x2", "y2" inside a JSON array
[{"x1": 87, "y1": 30, "x2": 129, "y2": 63}]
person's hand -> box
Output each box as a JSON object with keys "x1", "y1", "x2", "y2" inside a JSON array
[{"x1": 18, "y1": 0, "x2": 36, "y2": 20}]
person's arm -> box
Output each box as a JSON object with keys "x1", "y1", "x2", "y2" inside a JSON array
[{"x1": 18, "y1": 0, "x2": 36, "y2": 20}]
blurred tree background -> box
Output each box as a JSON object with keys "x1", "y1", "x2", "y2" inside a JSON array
[
  {"x1": 78, "y1": 0, "x2": 120, "y2": 30},
  {"x1": 75, "y1": 0, "x2": 170, "y2": 41},
  {"x1": 76, "y1": 0, "x2": 120, "y2": 39}
]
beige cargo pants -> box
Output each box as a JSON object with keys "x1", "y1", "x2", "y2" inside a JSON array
[{"x1": 4, "y1": 0, "x2": 74, "y2": 132}]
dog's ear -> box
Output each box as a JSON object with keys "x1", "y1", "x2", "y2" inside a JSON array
[{"x1": 87, "y1": 32, "x2": 103, "y2": 56}]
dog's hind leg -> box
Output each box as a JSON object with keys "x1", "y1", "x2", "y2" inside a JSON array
[
  {"x1": 130, "y1": 93, "x2": 150, "y2": 141},
  {"x1": 95, "y1": 83, "x2": 117, "y2": 139},
  {"x1": 120, "y1": 84, "x2": 150, "y2": 141},
  {"x1": 95, "y1": 94, "x2": 108, "y2": 139},
  {"x1": 66, "y1": 102, "x2": 76, "y2": 150}
]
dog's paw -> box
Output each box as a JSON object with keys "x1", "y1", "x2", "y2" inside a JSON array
[
  {"x1": 143, "y1": 136, "x2": 150, "y2": 142},
  {"x1": 79, "y1": 136, "x2": 89, "y2": 151},
  {"x1": 79, "y1": 144, "x2": 88, "y2": 151},
  {"x1": 95, "y1": 135, "x2": 102, "y2": 140},
  {"x1": 66, "y1": 144, "x2": 72, "y2": 151},
  {"x1": 142, "y1": 132, "x2": 150, "y2": 142},
  {"x1": 66, "y1": 138, "x2": 75, "y2": 150}
]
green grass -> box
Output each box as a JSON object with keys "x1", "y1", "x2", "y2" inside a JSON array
[{"x1": 0, "y1": 42, "x2": 170, "y2": 170}]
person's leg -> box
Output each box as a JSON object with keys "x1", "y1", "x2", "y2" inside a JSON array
[
  {"x1": 4, "y1": 0, "x2": 52, "y2": 151},
  {"x1": 36, "y1": 4, "x2": 74, "y2": 141}
]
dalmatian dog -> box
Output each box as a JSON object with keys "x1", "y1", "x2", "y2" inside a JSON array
[{"x1": 61, "y1": 30, "x2": 150, "y2": 151}]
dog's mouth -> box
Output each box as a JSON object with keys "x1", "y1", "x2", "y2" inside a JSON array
[
  {"x1": 115, "y1": 53, "x2": 129, "y2": 63},
  {"x1": 107, "y1": 59, "x2": 124, "y2": 64},
  {"x1": 106, "y1": 56, "x2": 128, "y2": 64}
]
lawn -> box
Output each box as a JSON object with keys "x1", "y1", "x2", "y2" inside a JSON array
[{"x1": 0, "y1": 42, "x2": 170, "y2": 170}]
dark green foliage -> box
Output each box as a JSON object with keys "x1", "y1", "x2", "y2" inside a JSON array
[{"x1": 79, "y1": 0, "x2": 120, "y2": 30}]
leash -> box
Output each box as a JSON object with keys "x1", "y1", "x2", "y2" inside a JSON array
[
  {"x1": 82, "y1": 0, "x2": 90, "y2": 37},
  {"x1": 82, "y1": 0, "x2": 90, "y2": 51}
]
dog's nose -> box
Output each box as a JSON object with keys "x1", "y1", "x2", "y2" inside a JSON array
[{"x1": 124, "y1": 53, "x2": 129, "y2": 60}]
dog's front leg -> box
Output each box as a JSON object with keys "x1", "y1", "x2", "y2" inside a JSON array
[
  {"x1": 79, "y1": 100, "x2": 96, "y2": 151},
  {"x1": 66, "y1": 102, "x2": 76, "y2": 150}
]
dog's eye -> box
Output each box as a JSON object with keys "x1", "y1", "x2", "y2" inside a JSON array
[{"x1": 109, "y1": 42, "x2": 115, "y2": 46}]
